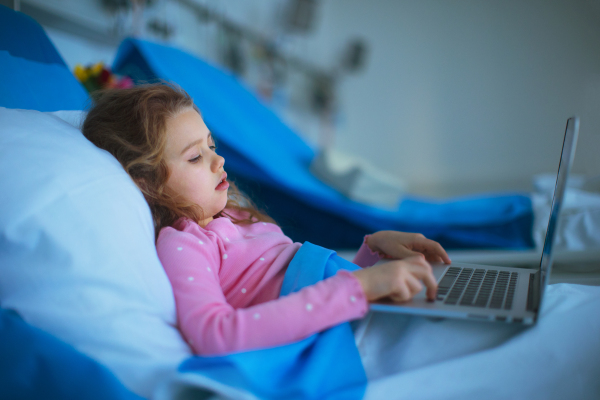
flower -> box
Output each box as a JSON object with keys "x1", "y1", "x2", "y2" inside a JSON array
[{"x1": 73, "y1": 62, "x2": 134, "y2": 93}]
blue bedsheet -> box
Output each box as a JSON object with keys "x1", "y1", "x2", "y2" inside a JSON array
[
  {"x1": 178, "y1": 242, "x2": 367, "y2": 400},
  {"x1": 0, "y1": 6, "x2": 88, "y2": 111},
  {"x1": 0, "y1": 5, "x2": 534, "y2": 250},
  {"x1": 112, "y1": 38, "x2": 534, "y2": 250},
  {"x1": 0, "y1": 308, "x2": 145, "y2": 400}
]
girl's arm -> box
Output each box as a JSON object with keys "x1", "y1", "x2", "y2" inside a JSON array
[
  {"x1": 157, "y1": 230, "x2": 368, "y2": 356},
  {"x1": 352, "y1": 235, "x2": 382, "y2": 267}
]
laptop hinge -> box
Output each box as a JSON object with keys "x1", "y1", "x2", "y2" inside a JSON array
[{"x1": 527, "y1": 270, "x2": 540, "y2": 312}]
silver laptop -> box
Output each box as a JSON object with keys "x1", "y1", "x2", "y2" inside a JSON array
[{"x1": 370, "y1": 117, "x2": 580, "y2": 325}]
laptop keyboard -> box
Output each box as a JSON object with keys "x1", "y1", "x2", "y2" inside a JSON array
[{"x1": 437, "y1": 267, "x2": 518, "y2": 310}]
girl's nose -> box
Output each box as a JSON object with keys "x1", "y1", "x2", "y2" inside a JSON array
[{"x1": 212, "y1": 153, "x2": 225, "y2": 172}]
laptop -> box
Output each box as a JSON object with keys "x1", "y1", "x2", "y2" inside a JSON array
[{"x1": 370, "y1": 117, "x2": 580, "y2": 325}]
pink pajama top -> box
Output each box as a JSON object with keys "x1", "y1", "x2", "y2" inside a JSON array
[{"x1": 156, "y1": 214, "x2": 381, "y2": 355}]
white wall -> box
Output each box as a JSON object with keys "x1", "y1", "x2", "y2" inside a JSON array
[
  {"x1": 45, "y1": 26, "x2": 116, "y2": 68},
  {"x1": 33, "y1": 0, "x2": 600, "y2": 197},
  {"x1": 309, "y1": 0, "x2": 600, "y2": 196}
]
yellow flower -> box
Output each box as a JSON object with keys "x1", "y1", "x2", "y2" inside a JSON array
[
  {"x1": 91, "y1": 62, "x2": 104, "y2": 76},
  {"x1": 73, "y1": 64, "x2": 89, "y2": 82}
]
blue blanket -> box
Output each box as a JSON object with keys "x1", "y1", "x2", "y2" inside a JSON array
[
  {"x1": 0, "y1": 308, "x2": 144, "y2": 400},
  {"x1": 0, "y1": 11, "x2": 535, "y2": 250},
  {"x1": 179, "y1": 242, "x2": 367, "y2": 400},
  {"x1": 112, "y1": 38, "x2": 534, "y2": 250},
  {"x1": 0, "y1": 6, "x2": 89, "y2": 111},
  {"x1": 0, "y1": 10, "x2": 535, "y2": 250}
]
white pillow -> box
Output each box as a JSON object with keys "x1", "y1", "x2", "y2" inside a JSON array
[{"x1": 0, "y1": 107, "x2": 192, "y2": 398}]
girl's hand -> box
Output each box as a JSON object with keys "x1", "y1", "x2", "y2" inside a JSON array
[
  {"x1": 352, "y1": 257, "x2": 437, "y2": 302},
  {"x1": 367, "y1": 231, "x2": 451, "y2": 264}
]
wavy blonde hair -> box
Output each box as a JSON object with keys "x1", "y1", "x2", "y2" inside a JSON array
[{"x1": 82, "y1": 82, "x2": 275, "y2": 236}]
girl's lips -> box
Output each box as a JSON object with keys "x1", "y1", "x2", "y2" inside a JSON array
[
  {"x1": 215, "y1": 171, "x2": 228, "y2": 190},
  {"x1": 216, "y1": 179, "x2": 229, "y2": 191}
]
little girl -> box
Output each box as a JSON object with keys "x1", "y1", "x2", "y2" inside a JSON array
[{"x1": 82, "y1": 83, "x2": 451, "y2": 356}]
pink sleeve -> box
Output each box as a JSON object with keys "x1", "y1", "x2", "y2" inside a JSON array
[
  {"x1": 157, "y1": 230, "x2": 368, "y2": 356},
  {"x1": 352, "y1": 235, "x2": 383, "y2": 267}
]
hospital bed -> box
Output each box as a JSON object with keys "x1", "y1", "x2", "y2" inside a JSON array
[
  {"x1": 1, "y1": 5, "x2": 600, "y2": 400},
  {"x1": 110, "y1": 37, "x2": 536, "y2": 251}
]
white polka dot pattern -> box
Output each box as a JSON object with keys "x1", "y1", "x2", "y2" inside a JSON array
[
  {"x1": 160, "y1": 216, "x2": 373, "y2": 354},
  {"x1": 177, "y1": 247, "x2": 182, "y2": 251}
]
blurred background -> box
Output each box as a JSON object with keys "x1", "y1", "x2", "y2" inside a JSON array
[{"x1": 6, "y1": 0, "x2": 600, "y2": 197}]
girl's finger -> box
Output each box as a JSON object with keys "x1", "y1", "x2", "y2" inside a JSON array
[
  {"x1": 405, "y1": 274, "x2": 423, "y2": 296},
  {"x1": 416, "y1": 239, "x2": 451, "y2": 264},
  {"x1": 394, "y1": 247, "x2": 423, "y2": 260},
  {"x1": 425, "y1": 253, "x2": 443, "y2": 264},
  {"x1": 406, "y1": 260, "x2": 437, "y2": 300},
  {"x1": 421, "y1": 271, "x2": 438, "y2": 300},
  {"x1": 391, "y1": 281, "x2": 412, "y2": 303},
  {"x1": 430, "y1": 241, "x2": 451, "y2": 264}
]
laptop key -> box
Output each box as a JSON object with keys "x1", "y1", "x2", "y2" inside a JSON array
[
  {"x1": 473, "y1": 270, "x2": 498, "y2": 307},
  {"x1": 437, "y1": 267, "x2": 461, "y2": 297},
  {"x1": 459, "y1": 269, "x2": 486, "y2": 305},
  {"x1": 444, "y1": 268, "x2": 473, "y2": 305},
  {"x1": 503, "y1": 273, "x2": 518, "y2": 310},
  {"x1": 489, "y1": 271, "x2": 510, "y2": 309}
]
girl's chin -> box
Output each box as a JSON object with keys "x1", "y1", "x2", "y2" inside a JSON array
[{"x1": 218, "y1": 193, "x2": 229, "y2": 210}]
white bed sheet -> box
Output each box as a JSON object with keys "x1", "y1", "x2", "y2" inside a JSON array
[
  {"x1": 154, "y1": 283, "x2": 600, "y2": 400},
  {"x1": 360, "y1": 283, "x2": 600, "y2": 400},
  {"x1": 532, "y1": 187, "x2": 600, "y2": 252}
]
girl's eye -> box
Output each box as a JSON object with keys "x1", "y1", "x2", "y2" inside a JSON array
[
  {"x1": 209, "y1": 145, "x2": 217, "y2": 151},
  {"x1": 189, "y1": 155, "x2": 201, "y2": 163}
]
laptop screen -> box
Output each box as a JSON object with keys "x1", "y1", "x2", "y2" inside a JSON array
[{"x1": 538, "y1": 117, "x2": 580, "y2": 307}]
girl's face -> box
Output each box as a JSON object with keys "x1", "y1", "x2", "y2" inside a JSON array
[{"x1": 164, "y1": 108, "x2": 229, "y2": 227}]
